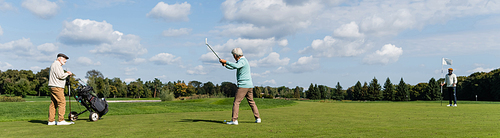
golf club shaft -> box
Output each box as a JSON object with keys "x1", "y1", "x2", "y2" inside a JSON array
[
  {"x1": 205, "y1": 38, "x2": 220, "y2": 60},
  {"x1": 206, "y1": 44, "x2": 220, "y2": 59}
]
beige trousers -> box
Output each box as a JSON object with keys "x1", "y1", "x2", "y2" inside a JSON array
[
  {"x1": 48, "y1": 87, "x2": 66, "y2": 122},
  {"x1": 232, "y1": 88, "x2": 260, "y2": 121}
]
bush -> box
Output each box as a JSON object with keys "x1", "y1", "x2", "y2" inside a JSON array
[
  {"x1": 159, "y1": 89, "x2": 175, "y2": 101},
  {"x1": 0, "y1": 96, "x2": 25, "y2": 102},
  {"x1": 260, "y1": 94, "x2": 273, "y2": 99}
]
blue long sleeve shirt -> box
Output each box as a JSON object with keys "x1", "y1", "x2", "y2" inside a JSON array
[{"x1": 225, "y1": 56, "x2": 253, "y2": 88}]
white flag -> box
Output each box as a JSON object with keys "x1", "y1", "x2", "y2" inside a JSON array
[{"x1": 442, "y1": 58, "x2": 452, "y2": 65}]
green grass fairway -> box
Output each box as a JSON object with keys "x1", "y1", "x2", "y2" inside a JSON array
[{"x1": 1, "y1": 100, "x2": 500, "y2": 137}]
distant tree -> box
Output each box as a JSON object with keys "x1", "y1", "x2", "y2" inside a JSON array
[
  {"x1": 221, "y1": 82, "x2": 237, "y2": 97},
  {"x1": 383, "y1": 77, "x2": 394, "y2": 101},
  {"x1": 294, "y1": 86, "x2": 301, "y2": 98},
  {"x1": 318, "y1": 85, "x2": 328, "y2": 99},
  {"x1": 353, "y1": 81, "x2": 362, "y2": 100},
  {"x1": 361, "y1": 82, "x2": 368, "y2": 100},
  {"x1": 128, "y1": 78, "x2": 145, "y2": 98},
  {"x1": 396, "y1": 78, "x2": 409, "y2": 101},
  {"x1": 85, "y1": 69, "x2": 104, "y2": 79},
  {"x1": 368, "y1": 77, "x2": 382, "y2": 101},
  {"x1": 427, "y1": 78, "x2": 441, "y2": 100},
  {"x1": 306, "y1": 83, "x2": 314, "y2": 99},
  {"x1": 253, "y1": 86, "x2": 262, "y2": 98},
  {"x1": 332, "y1": 82, "x2": 344, "y2": 100},
  {"x1": 202, "y1": 81, "x2": 215, "y2": 95},
  {"x1": 411, "y1": 83, "x2": 428, "y2": 100},
  {"x1": 263, "y1": 86, "x2": 269, "y2": 96},
  {"x1": 173, "y1": 81, "x2": 188, "y2": 98}
]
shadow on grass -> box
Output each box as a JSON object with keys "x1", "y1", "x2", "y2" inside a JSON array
[
  {"x1": 179, "y1": 119, "x2": 224, "y2": 124},
  {"x1": 28, "y1": 120, "x2": 47, "y2": 125}
]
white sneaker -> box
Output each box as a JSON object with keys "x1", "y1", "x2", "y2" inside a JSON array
[
  {"x1": 57, "y1": 121, "x2": 73, "y2": 125},
  {"x1": 226, "y1": 120, "x2": 238, "y2": 125},
  {"x1": 447, "y1": 104, "x2": 452, "y2": 107},
  {"x1": 255, "y1": 118, "x2": 261, "y2": 123},
  {"x1": 453, "y1": 104, "x2": 457, "y2": 107},
  {"x1": 47, "y1": 121, "x2": 56, "y2": 125}
]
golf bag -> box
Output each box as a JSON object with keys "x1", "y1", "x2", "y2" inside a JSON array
[{"x1": 69, "y1": 82, "x2": 109, "y2": 121}]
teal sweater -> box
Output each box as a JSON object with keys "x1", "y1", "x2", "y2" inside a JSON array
[{"x1": 225, "y1": 57, "x2": 253, "y2": 88}]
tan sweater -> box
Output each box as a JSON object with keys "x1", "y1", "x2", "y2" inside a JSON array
[{"x1": 48, "y1": 60, "x2": 70, "y2": 88}]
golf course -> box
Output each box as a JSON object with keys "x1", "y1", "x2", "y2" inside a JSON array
[{"x1": 1, "y1": 98, "x2": 499, "y2": 137}]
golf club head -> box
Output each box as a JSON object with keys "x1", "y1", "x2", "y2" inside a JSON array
[{"x1": 205, "y1": 38, "x2": 208, "y2": 45}]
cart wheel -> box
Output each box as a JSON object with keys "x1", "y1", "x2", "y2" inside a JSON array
[
  {"x1": 89, "y1": 112, "x2": 99, "y2": 122},
  {"x1": 69, "y1": 111, "x2": 78, "y2": 121}
]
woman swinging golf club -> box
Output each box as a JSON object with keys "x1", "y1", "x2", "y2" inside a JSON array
[{"x1": 219, "y1": 48, "x2": 261, "y2": 125}]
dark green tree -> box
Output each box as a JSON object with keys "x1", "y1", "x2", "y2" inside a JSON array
[
  {"x1": 383, "y1": 77, "x2": 394, "y2": 101},
  {"x1": 368, "y1": 77, "x2": 382, "y2": 101},
  {"x1": 332, "y1": 82, "x2": 344, "y2": 100},
  {"x1": 396, "y1": 78, "x2": 409, "y2": 101},
  {"x1": 353, "y1": 81, "x2": 362, "y2": 100}
]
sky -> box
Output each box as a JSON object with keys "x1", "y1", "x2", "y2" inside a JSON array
[{"x1": 0, "y1": 0, "x2": 500, "y2": 89}]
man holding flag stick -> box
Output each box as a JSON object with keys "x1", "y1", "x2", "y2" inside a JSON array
[{"x1": 441, "y1": 58, "x2": 458, "y2": 107}]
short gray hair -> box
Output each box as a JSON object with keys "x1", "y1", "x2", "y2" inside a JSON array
[{"x1": 231, "y1": 48, "x2": 243, "y2": 57}]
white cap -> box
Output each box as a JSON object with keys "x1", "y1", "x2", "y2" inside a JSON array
[{"x1": 231, "y1": 48, "x2": 243, "y2": 57}]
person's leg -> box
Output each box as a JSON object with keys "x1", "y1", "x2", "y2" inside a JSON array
[
  {"x1": 244, "y1": 88, "x2": 260, "y2": 120},
  {"x1": 453, "y1": 87, "x2": 457, "y2": 105},
  {"x1": 53, "y1": 87, "x2": 66, "y2": 122},
  {"x1": 48, "y1": 88, "x2": 58, "y2": 122},
  {"x1": 448, "y1": 87, "x2": 453, "y2": 105},
  {"x1": 232, "y1": 88, "x2": 247, "y2": 121}
]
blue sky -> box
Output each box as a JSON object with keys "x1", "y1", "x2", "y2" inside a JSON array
[{"x1": 1, "y1": 0, "x2": 499, "y2": 89}]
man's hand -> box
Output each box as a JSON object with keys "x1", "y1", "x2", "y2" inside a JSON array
[
  {"x1": 440, "y1": 83, "x2": 444, "y2": 86},
  {"x1": 219, "y1": 59, "x2": 226, "y2": 64},
  {"x1": 67, "y1": 71, "x2": 72, "y2": 75}
]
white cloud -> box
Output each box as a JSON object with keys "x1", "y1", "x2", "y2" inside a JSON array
[
  {"x1": 262, "y1": 79, "x2": 277, "y2": 85},
  {"x1": 85, "y1": 0, "x2": 134, "y2": 8},
  {"x1": 187, "y1": 65, "x2": 208, "y2": 75},
  {"x1": 0, "y1": 61, "x2": 13, "y2": 71},
  {"x1": 0, "y1": 0, "x2": 16, "y2": 12},
  {"x1": 58, "y1": 19, "x2": 148, "y2": 60},
  {"x1": 249, "y1": 52, "x2": 289, "y2": 67},
  {"x1": 155, "y1": 75, "x2": 167, "y2": 79},
  {"x1": 299, "y1": 36, "x2": 367, "y2": 58},
  {"x1": 37, "y1": 43, "x2": 58, "y2": 54},
  {"x1": 146, "y1": 2, "x2": 191, "y2": 22},
  {"x1": 289, "y1": 55, "x2": 320, "y2": 73},
  {"x1": 0, "y1": 25, "x2": 3, "y2": 35},
  {"x1": 30, "y1": 66, "x2": 42, "y2": 72},
  {"x1": 334, "y1": 21, "x2": 364, "y2": 38},
  {"x1": 150, "y1": 53, "x2": 181, "y2": 65},
  {"x1": 77, "y1": 57, "x2": 101, "y2": 66},
  {"x1": 467, "y1": 67, "x2": 495, "y2": 73},
  {"x1": 124, "y1": 78, "x2": 135, "y2": 83},
  {"x1": 124, "y1": 67, "x2": 137, "y2": 75},
  {"x1": 211, "y1": 37, "x2": 286, "y2": 59},
  {"x1": 220, "y1": 0, "x2": 321, "y2": 38},
  {"x1": 251, "y1": 70, "x2": 271, "y2": 78},
  {"x1": 22, "y1": 0, "x2": 59, "y2": 19},
  {"x1": 0, "y1": 38, "x2": 57, "y2": 62},
  {"x1": 58, "y1": 19, "x2": 122, "y2": 45},
  {"x1": 90, "y1": 34, "x2": 147, "y2": 60},
  {"x1": 162, "y1": 28, "x2": 192, "y2": 37},
  {"x1": 121, "y1": 58, "x2": 147, "y2": 65},
  {"x1": 200, "y1": 52, "x2": 220, "y2": 64},
  {"x1": 363, "y1": 44, "x2": 403, "y2": 65}
]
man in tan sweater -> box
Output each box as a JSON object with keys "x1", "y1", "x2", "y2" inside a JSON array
[{"x1": 47, "y1": 53, "x2": 74, "y2": 125}]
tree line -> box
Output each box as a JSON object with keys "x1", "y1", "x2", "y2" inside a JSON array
[{"x1": 1, "y1": 68, "x2": 500, "y2": 101}]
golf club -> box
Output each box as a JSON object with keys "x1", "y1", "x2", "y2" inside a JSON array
[{"x1": 205, "y1": 38, "x2": 220, "y2": 60}]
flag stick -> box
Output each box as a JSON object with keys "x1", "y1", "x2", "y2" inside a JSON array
[{"x1": 441, "y1": 58, "x2": 443, "y2": 106}]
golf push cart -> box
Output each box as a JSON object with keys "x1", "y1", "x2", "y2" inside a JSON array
[{"x1": 68, "y1": 78, "x2": 109, "y2": 122}]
